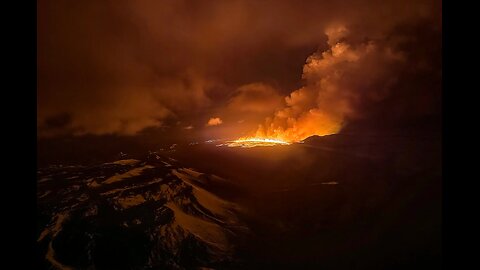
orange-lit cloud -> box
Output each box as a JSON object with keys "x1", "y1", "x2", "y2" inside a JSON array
[
  {"x1": 250, "y1": 26, "x2": 407, "y2": 142},
  {"x1": 207, "y1": 117, "x2": 223, "y2": 126},
  {"x1": 227, "y1": 83, "x2": 283, "y2": 113},
  {"x1": 37, "y1": 0, "x2": 441, "y2": 138}
]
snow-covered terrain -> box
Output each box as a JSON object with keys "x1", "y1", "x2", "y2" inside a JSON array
[{"x1": 37, "y1": 153, "x2": 249, "y2": 269}]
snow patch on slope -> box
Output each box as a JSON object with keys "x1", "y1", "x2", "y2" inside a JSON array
[
  {"x1": 105, "y1": 159, "x2": 141, "y2": 166},
  {"x1": 103, "y1": 165, "x2": 154, "y2": 185},
  {"x1": 166, "y1": 202, "x2": 232, "y2": 252}
]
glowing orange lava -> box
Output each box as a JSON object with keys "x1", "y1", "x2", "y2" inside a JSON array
[{"x1": 226, "y1": 137, "x2": 291, "y2": 148}]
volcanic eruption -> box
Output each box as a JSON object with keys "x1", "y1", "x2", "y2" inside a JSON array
[
  {"x1": 231, "y1": 25, "x2": 405, "y2": 146},
  {"x1": 37, "y1": 0, "x2": 442, "y2": 268}
]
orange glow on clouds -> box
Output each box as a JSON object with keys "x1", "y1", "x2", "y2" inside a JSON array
[
  {"x1": 207, "y1": 117, "x2": 223, "y2": 126},
  {"x1": 230, "y1": 25, "x2": 407, "y2": 144}
]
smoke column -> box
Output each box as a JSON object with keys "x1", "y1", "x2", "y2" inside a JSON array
[{"x1": 252, "y1": 26, "x2": 405, "y2": 142}]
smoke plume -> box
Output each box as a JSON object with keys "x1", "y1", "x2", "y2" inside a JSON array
[{"x1": 252, "y1": 26, "x2": 407, "y2": 142}]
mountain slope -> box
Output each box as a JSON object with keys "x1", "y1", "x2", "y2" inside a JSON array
[{"x1": 37, "y1": 153, "x2": 248, "y2": 269}]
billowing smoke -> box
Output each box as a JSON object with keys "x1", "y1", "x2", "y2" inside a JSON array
[
  {"x1": 252, "y1": 26, "x2": 407, "y2": 142},
  {"x1": 37, "y1": 0, "x2": 440, "y2": 139}
]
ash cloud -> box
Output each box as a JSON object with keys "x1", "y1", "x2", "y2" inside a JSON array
[
  {"x1": 253, "y1": 26, "x2": 410, "y2": 141},
  {"x1": 37, "y1": 0, "x2": 441, "y2": 138},
  {"x1": 227, "y1": 83, "x2": 283, "y2": 114}
]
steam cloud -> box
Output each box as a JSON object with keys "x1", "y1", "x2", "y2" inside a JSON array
[
  {"x1": 253, "y1": 26, "x2": 407, "y2": 142},
  {"x1": 37, "y1": 0, "x2": 441, "y2": 138}
]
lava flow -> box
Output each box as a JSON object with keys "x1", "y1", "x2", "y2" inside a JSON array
[{"x1": 226, "y1": 137, "x2": 291, "y2": 148}]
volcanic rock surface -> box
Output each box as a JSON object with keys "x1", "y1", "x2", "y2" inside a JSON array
[
  {"x1": 37, "y1": 133, "x2": 441, "y2": 269},
  {"x1": 37, "y1": 153, "x2": 248, "y2": 269}
]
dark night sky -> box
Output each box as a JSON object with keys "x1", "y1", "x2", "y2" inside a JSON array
[{"x1": 37, "y1": 0, "x2": 441, "y2": 141}]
